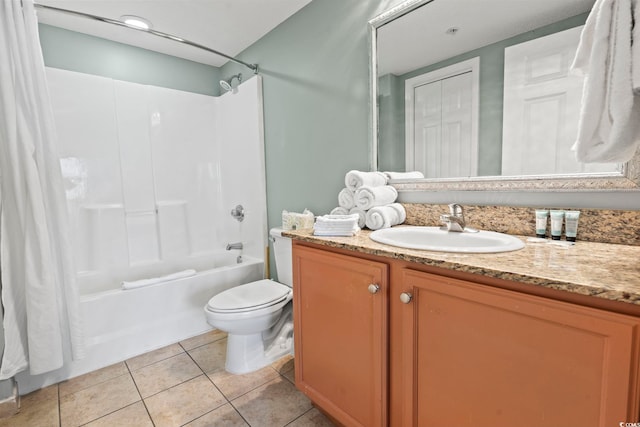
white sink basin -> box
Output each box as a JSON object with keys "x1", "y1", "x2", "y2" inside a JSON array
[{"x1": 369, "y1": 226, "x2": 524, "y2": 253}]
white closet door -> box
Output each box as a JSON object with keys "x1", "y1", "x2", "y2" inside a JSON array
[
  {"x1": 441, "y1": 72, "x2": 473, "y2": 177},
  {"x1": 413, "y1": 80, "x2": 443, "y2": 178},
  {"x1": 502, "y1": 25, "x2": 618, "y2": 176},
  {"x1": 406, "y1": 58, "x2": 478, "y2": 178}
]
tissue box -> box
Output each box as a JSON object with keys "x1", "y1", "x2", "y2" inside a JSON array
[{"x1": 282, "y1": 209, "x2": 314, "y2": 230}]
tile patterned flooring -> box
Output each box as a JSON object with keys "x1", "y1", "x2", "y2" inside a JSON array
[{"x1": 1, "y1": 330, "x2": 336, "y2": 427}]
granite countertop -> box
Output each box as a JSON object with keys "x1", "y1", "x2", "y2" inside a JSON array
[{"x1": 284, "y1": 227, "x2": 640, "y2": 306}]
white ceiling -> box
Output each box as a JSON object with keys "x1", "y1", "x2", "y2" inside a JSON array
[
  {"x1": 377, "y1": 0, "x2": 595, "y2": 76},
  {"x1": 35, "y1": 0, "x2": 312, "y2": 67}
]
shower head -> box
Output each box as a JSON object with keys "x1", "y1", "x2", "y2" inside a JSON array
[
  {"x1": 220, "y1": 80, "x2": 233, "y2": 92},
  {"x1": 220, "y1": 73, "x2": 243, "y2": 93}
]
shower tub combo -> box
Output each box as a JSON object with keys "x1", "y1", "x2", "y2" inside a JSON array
[
  {"x1": 78, "y1": 254, "x2": 263, "y2": 375},
  {"x1": 16, "y1": 68, "x2": 267, "y2": 394}
]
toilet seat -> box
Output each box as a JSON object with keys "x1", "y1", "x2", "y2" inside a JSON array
[{"x1": 206, "y1": 279, "x2": 292, "y2": 313}]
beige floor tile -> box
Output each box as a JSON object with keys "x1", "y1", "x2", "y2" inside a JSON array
[
  {"x1": 59, "y1": 362, "x2": 128, "y2": 397},
  {"x1": 60, "y1": 374, "x2": 140, "y2": 427},
  {"x1": 273, "y1": 354, "x2": 295, "y2": 387},
  {"x1": 208, "y1": 365, "x2": 279, "y2": 400},
  {"x1": 1, "y1": 332, "x2": 317, "y2": 427},
  {"x1": 271, "y1": 354, "x2": 294, "y2": 375},
  {"x1": 282, "y1": 367, "x2": 296, "y2": 384},
  {"x1": 188, "y1": 338, "x2": 227, "y2": 374},
  {"x1": 288, "y1": 407, "x2": 337, "y2": 427},
  {"x1": 131, "y1": 353, "x2": 203, "y2": 398},
  {"x1": 144, "y1": 375, "x2": 226, "y2": 427},
  {"x1": 184, "y1": 403, "x2": 249, "y2": 427},
  {"x1": 180, "y1": 329, "x2": 227, "y2": 351},
  {"x1": 84, "y1": 402, "x2": 153, "y2": 427},
  {"x1": 232, "y1": 377, "x2": 313, "y2": 427},
  {"x1": 126, "y1": 343, "x2": 184, "y2": 371},
  {"x1": 0, "y1": 394, "x2": 18, "y2": 420},
  {"x1": 0, "y1": 385, "x2": 59, "y2": 427}
]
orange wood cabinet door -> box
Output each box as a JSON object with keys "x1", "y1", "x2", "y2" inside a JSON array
[
  {"x1": 293, "y1": 245, "x2": 388, "y2": 427},
  {"x1": 398, "y1": 269, "x2": 640, "y2": 427}
]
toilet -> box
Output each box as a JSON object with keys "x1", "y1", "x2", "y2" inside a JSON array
[{"x1": 204, "y1": 228, "x2": 294, "y2": 374}]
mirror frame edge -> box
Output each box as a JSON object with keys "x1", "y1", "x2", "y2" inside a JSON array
[{"x1": 369, "y1": 0, "x2": 640, "y2": 192}]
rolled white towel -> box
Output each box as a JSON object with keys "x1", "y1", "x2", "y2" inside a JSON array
[
  {"x1": 330, "y1": 206, "x2": 349, "y2": 215},
  {"x1": 345, "y1": 170, "x2": 387, "y2": 191},
  {"x1": 383, "y1": 171, "x2": 425, "y2": 180},
  {"x1": 365, "y1": 203, "x2": 406, "y2": 230},
  {"x1": 349, "y1": 207, "x2": 367, "y2": 228},
  {"x1": 122, "y1": 269, "x2": 197, "y2": 290},
  {"x1": 388, "y1": 203, "x2": 406, "y2": 223},
  {"x1": 355, "y1": 185, "x2": 398, "y2": 210},
  {"x1": 338, "y1": 188, "x2": 355, "y2": 209}
]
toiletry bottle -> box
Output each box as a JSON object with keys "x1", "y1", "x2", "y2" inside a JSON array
[
  {"x1": 535, "y1": 209, "x2": 549, "y2": 238},
  {"x1": 564, "y1": 211, "x2": 580, "y2": 242},
  {"x1": 549, "y1": 210, "x2": 564, "y2": 240}
]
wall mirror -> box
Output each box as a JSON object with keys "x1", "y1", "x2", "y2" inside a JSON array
[{"x1": 369, "y1": 0, "x2": 640, "y2": 191}]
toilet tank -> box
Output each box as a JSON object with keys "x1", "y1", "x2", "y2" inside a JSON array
[{"x1": 270, "y1": 228, "x2": 292, "y2": 287}]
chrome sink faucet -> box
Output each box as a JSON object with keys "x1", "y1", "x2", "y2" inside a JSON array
[{"x1": 440, "y1": 203, "x2": 466, "y2": 232}]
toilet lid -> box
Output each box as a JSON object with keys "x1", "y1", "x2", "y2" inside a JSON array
[{"x1": 206, "y1": 279, "x2": 291, "y2": 312}]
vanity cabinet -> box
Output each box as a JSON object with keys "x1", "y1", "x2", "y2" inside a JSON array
[
  {"x1": 292, "y1": 241, "x2": 640, "y2": 427},
  {"x1": 292, "y1": 245, "x2": 388, "y2": 427},
  {"x1": 397, "y1": 269, "x2": 640, "y2": 427}
]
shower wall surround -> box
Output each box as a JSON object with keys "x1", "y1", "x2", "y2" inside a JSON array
[{"x1": 46, "y1": 67, "x2": 267, "y2": 293}]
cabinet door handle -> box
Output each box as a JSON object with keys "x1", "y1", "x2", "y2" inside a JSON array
[
  {"x1": 368, "y1": 284, "x2": 380, "y2": 294},
  {"x1": 400, "y1": 292, "x2": 413, "y2": 304}
]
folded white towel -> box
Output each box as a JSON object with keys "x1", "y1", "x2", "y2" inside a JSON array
[
  {"x1": 312, "y1": 227, "x2": 360, "y2": 237},
  {"x1": 345, "y1": 170, "x2": 387, "y2": 191},
  {"x1": 383, "y1": 171, "x2": 425, "y2": 180},
  {"x1": 365, "y1": 203, "x2": 406, "y2": 230},
  {"x1": 122, "y1": 269, "x2": 197, "y2": 290},
  {"x1": 315, "y1": 214, "x2": 359, "y2": 229},
  {"x1": 330, "y1": 206, "x2": 349, "y2": 215},
  {"x1": 315, "y1": 213, "x2": 360, "y2": 223},
  {"x1": 571, "y1": 0, "x2": 640, "y2": 163},
  {"x1": 315, "y1": 223, "x2": 358, "y2": 231},
  {"x1": 355, "y1": 185, "x2": 398, "y2": 210},
  {"x1": 314, "y1": 214, "x2": 360, "y2": 236},
  {"x1": 338, "y1": 188, "x2": 355, "y2": 209},
  {"x1": 349, "y1": 207, "x2": 367, "y2": 228}
]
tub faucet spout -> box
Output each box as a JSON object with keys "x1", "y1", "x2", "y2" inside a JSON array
[{"x1": 226, "y1": 242, "x2": 243, "y2": 250}]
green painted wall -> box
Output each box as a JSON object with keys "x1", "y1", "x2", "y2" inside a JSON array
[
  {"x1": 220, "y1": 0, "x2": 402, "y2": 229},
  {"x1": 378, "y1": 73, "x2": 405, "y2": 172},
  {"x1": 39, "y1": 24, "x2": 221, "y2": 95}
]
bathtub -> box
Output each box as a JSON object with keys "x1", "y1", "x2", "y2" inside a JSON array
[{"x1": 17, "y1": 253, "x2": 264, "y2": 394}]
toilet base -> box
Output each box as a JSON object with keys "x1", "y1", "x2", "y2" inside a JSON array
[{"x1": 224, "y1": 304, "x2": 294, "y2": 374}]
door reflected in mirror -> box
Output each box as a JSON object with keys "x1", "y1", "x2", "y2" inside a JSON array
[{"x1": 374, "y1": 0, "x2": 627, "y2": 182}]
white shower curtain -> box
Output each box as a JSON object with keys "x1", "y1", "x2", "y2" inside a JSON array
[{"x1": 0, "y1": 0, "x2": 83, "y2": 378}]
